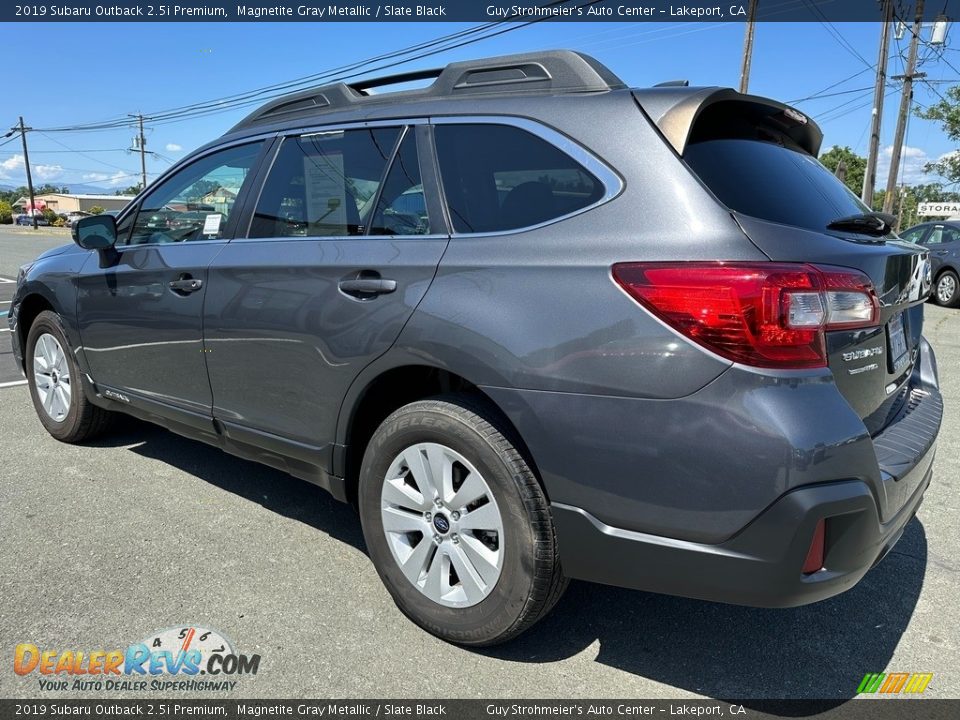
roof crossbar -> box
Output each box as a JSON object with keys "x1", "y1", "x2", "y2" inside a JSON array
[{"x1": 230, "y1": 50, "x2": 626, "y2": 132}]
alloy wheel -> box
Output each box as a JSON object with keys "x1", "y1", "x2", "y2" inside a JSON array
[
  {"x1": 937, "y1": 273, "x2": 957, "y2": 305},
  {"x1": 33, "y1": 333, "x2": 72, "y2": 422},
  {"x1": 380, "y1": 442, "x2": 504, "y2": 608}
]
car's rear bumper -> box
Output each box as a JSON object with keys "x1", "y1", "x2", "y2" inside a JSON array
[
  {"x1": 482, "y1": 337, "x2": 941, "y2": 607},
  {"x1": 552, "y1": 447, "x2": 932, "y2": 607}
]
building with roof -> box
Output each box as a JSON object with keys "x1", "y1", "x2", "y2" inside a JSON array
[{"x1": 13, "y1": 193, "x2": 135, "y2": 214}]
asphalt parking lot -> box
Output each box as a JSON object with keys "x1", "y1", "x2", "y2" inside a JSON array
[
  {"x1": 0, "y1": 276, "x2": 17, "y2": 386},
  {"x1": 0, "y1": 227, "x2": 958, "y2": 703},
  {"x1": 0, "y1": 228, "x2": 72, "y2": 387}
]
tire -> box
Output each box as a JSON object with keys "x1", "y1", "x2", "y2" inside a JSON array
[
  {"x1": 933, "y1": 269, "x2": 960, "y2": 308},
  {"x1": 25, "y1": 310, "x2": 114, "y2": 443},
  {"x1": 358, "y1": 394, "x2": 567, "y2": 646}
]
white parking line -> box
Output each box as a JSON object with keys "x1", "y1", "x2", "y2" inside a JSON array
[
  {"x1": 0, "y1": 380, "x2": 27, "y2": 388},
  {"x1": 0, "y1": 278, "x2": 15, "y2": 284},
  {"x1": 0, "y1": 328, "x2": 10, "y2": 333}
]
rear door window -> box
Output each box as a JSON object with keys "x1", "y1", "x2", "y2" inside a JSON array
[
  {"x1": 433, "y1": 124, "x2": 604, "y2": 233},
  {"x1": 924, "y1": 225, "x2": 960, "y2": 245},
  {"x1": 683, "y1": 138, "x2": 871, "y2": 234},
  {"x1": 249, "y1": 127, "x2": 400, "y2": 238}
]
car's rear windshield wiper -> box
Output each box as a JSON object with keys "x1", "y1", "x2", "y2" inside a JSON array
[{"x1": 826, "y1": 212, "x2": 896, "y2": 237}]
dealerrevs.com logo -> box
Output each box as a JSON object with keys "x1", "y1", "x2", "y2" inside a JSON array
[{"x1": 13, "y1": 626, "x2": 260, "y2": 692}]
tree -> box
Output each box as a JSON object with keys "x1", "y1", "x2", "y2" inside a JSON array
[
  {"x1": 33, "y1": 184, "x2": 68, "y2": 195},
  {"x1": 116, "y1": 184, "x2": 143, "y2": 196},
  {"x1": 89, "y1": 205, "x2": 105, "y2": 215},
  {"x1": 0, "y1": 184, "x2": 69, "y2": 205},
  {"x1": 0, "y1": 200, "x2": 12, "y2": 224},
  {"x1": 916, "y1": 86, "x2": 960, "y2": 184},
  {"x1": 819, "y1": 146, "x2": 867, "y2": 198}
]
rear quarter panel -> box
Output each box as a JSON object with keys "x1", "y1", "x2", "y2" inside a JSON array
[{"x1": 394, "y1": 93, "x2": 764, "y2": 398}]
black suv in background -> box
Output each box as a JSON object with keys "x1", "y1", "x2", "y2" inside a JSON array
[{"x1": 10, "y1": 51, "x2": 941, "y2": 645}]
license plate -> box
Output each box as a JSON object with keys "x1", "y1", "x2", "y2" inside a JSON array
[{"x1": 888, "y1": 312, "x2": 909, "y2": 374}]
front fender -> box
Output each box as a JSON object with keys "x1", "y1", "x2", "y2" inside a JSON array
[{"x1": 10, "y1": 247, "x2": 90, "y2": 375}]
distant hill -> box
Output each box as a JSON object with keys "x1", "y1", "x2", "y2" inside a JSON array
[{"x1": 0, "y1": 182, "x2": 127, "y2": 195}]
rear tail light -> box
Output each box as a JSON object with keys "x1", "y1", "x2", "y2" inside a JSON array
[
  {"x1": 802, "y1": 519, "x2": 826, "y2": 574},
  {"x1": 612, "y1": 262, "x2": 879, "y2": 369}
]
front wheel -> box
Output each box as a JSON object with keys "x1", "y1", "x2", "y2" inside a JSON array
[
  {"x1": 26, "y1": 310, "x2": 115, "y2": 442},
  {"x1": 934, "y1": 269, "x2": 960, "y2": 307},
  {"x1": 358, "y1": 395, "x2": 566, "y2": 646}
]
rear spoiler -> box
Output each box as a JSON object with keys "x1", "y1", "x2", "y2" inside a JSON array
[{"x1": 633, "y1": 87, "x2": 823, "y2": 157}]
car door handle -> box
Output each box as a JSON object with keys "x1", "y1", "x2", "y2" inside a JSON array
[
  {"x1": 168, "y1": 277, "x2": 203, "y2": 294},
  {"x1": 338, "y1": 277, "x2": 397, "y2": 296}
]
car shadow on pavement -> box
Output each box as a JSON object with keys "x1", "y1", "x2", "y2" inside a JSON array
[
  {"x1": 482, "y1": 520, "x2": 927, "y2": 715},
  {"x1": 89, "y1": 417, "x2": 367, "y2": 552},
  {"x1": 90, "y1": 419, "x2": 926, "y2": 713}
]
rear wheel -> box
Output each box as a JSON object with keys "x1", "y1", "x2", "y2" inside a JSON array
[
  {"x1": 934, "y1": 269, "x2": 959, "y2": 307},
  {"x1": 26, "y1": 310, "x2": 114, "y2": 442},
  {"x1": 358, "y1": 395, "x2": 566, "y2": 646}
]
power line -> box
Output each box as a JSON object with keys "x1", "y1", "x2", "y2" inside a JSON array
[
  {"x1": 0, "y1": 148, "x2": 129, "y2": 155},
  {"x1": 788, "y1": 67, "x2": 874, "y2": 103},
  {"x1": 33, "y1": 1, "x2": 580, "y2": 134},
  {"x1": 817, "y1": 88, "x2": 877, "y2": 119},
  {"x1": 921, "y1": 78, "x2": 950, "y2": 103},
  {"x1": 801, "y1": 0, "x2": 874, "y2": 69},
  {"x1": 818, "y1": 87, "x2": 900, "y2": 124},
  {"x1": 35, "y1": 131, "x2": 136, "y2": 174},
  {"x1": 934, "y1": 46, "x2": 960, "y2": 77},
  {"x1": 791, "y1": 86, "x2": 875, "y2": 102}
]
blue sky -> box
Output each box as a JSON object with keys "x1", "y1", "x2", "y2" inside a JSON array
[{"x1": 1, "y1": 20, "x2": 958, "y2": 191}]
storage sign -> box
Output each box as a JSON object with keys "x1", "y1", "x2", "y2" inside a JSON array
[{"x1": 918, "y1": 202, "x2": 960, "y2": 217}]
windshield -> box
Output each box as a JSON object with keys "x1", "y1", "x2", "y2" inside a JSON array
[{"x1": 684, "y1": 138, "x2": 871, "y2": 233}]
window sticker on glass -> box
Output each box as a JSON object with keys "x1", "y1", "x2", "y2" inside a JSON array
[
  {"x1": 202, "y1": 213, "x2": 223, "y2": 235},
  {"x1": 303, "y1": 152, "x2": 348, "y2": 234},
  {"x1": 249, "y1": 128, "x2": 400, "y2": 239}
]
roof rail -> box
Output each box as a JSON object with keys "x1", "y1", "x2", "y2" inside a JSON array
[{"x1": 230, "y1": 50, "x2": 626, "y2": 132}]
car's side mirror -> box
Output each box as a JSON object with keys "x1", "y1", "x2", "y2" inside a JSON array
[{"x1": 72, "y1": 215, "x2": 117, "y2": 250}]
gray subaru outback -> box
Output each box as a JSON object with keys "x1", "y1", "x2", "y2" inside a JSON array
[{"x1": 9, "y1": 51, "x2": 942, "y2": 646}]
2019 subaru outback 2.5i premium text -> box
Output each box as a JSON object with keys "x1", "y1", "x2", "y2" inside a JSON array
[{"x1": 9, "y1": 51, "x2": 942, "y2": 646}]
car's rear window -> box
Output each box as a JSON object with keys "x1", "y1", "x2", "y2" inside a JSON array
[{"x1": 683, "y1": 138, "x2": 870, "y2": 233}]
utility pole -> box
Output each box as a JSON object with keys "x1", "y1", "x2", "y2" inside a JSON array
[
  {"x1": 862, "y1": 0, "x2": 893, "y2": 206},
  {"x1": 883, "y1": 0, "x2": 925, "y2": 216},
  {"x1": 130, "y1": 114, "x2": 147, "y2": 189},
  {"x1": 739, "y1": 0, "x2": 759, "y2": 93},
  {"x1": 18, "y1": 117, "x2": 37, "y2": 230}
]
